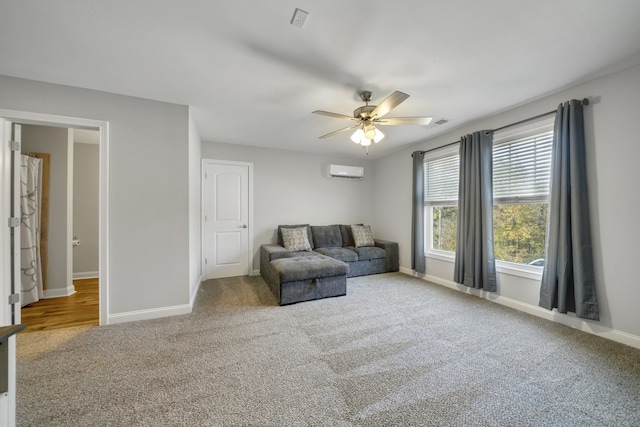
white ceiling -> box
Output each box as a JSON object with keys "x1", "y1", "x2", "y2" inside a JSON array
[{"x1": 1, "y1": 0, "x2": 640, "y2": 159}]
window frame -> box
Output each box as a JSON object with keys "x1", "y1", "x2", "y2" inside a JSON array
[{"x1": 492, "y1": 117, "x2": 554, "y2": 268}]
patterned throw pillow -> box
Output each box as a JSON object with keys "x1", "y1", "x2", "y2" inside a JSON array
[
  {"x1": 351, "y1": 224, "x2": 375, "y2": 247},
  {"x1": 280, "y1": 227, "x2": 312, "y2": 251}
]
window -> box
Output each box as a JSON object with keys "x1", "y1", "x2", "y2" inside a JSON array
[
  {"x1": 423, "y1": 117, "x2": 554, "y2": 266},
  {"x1": 424, "y1": 145, "x2": 459, "y2": 253},
  {"x1": 493, "y1": 118, "x2": 554, "y2": 265}
]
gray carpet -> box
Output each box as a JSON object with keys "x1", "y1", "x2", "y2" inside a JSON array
[{"x1": 16, "y1": 273, "x2": 640, "y2": 426}]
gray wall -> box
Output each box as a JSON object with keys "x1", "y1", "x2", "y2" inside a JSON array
[
  {"x1": 73, "y1": 141, "x2": 99, "y2": 276},
  {"x1": 372, "y1": 61, "x2": 640, "y2": 340},
  {"x1": 201, "y1": 142, "x2": 376, "y2": 272},
  {"x1": 0, "y1": 75, "x2": 191, "y2": 318},
  {"x1": 21, "y1": 124, "x2": 72, "y2": 294}
]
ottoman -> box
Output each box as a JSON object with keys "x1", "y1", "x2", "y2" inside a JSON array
[{"x1": 269, "y1": 255, "x2": 349, "y2": 305}]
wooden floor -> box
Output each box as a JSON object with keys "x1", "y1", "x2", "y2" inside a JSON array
[{"x1": 21, "y1": 278, "x2": 99, "y2": 332}]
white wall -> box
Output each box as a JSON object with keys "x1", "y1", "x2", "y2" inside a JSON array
[
  {"x1": 0, "y1": 75, "x2": 191, "y2": 321},
  {"x1": 201, "y1": 141, "x2": 375, "y2": 272},
  {"x1": 188, "y1": 109, "x2": 202, "y2": 304},
  {"x1": 73, "y1": 141, "x2": 99, "y2": 277},
  {"x1": 372, "y1": 62, "x2": 640, "y2": 345},
  {"x1": 21, "y1": 125, "x2": 73, "y2": 296}
]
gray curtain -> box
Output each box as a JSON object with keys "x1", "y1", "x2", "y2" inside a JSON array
[
  {"x1": 454, "y1": 131, "x2": 497, "y2": 291},
  {"x1": 411, "y1": 151, "x2": 425, "y2": 273},
  {"x1": 539, "y1": 100, "x2": 599, "y2": 320}
]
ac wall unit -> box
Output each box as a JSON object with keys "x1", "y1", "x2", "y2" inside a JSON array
[{"x1": 327, "y1": 164, "x2": 364, "y2": 180}]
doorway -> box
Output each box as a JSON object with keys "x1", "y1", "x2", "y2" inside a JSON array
[
  {"x1": 19, "y1": 125, "x2": 100, "y2": 331},
  {"x1": 0, "y1": 109, "x2": 109, "y2": 327}
]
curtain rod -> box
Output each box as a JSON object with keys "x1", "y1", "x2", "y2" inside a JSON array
[{"x1": 413, "y1": 98, "x2": 590, "y2": 156}]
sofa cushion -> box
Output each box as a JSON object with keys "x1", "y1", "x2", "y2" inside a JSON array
[
  {"x1": 339, "y1": 224, "x2": 359, "y2": 247},
  {"x1": 278, "y1": 224, "x2": 314, "y2": 250},
  {"x1": 281, "y1": 227, "x2": 312, "y2": 251},
  {"x1": 314, "y1": 247, "x2": 358, "y2": 263},
  {"x1": 272, "y1": 256, "x2": 349, "y2": 283},
  {"x1": 353, "y1": 246, "x2": 386, "y2": 261},
  {"x1": 351, "y1": 224, "x2": 375, "y2": 247},
  {"x1": 283, "y1": 251, "x2": 324, "y2": 259},
  {"x1": 311, "y1": 225, "x2": 342, "y2": 248}
]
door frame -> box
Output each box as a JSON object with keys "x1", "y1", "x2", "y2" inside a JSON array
[
  {"x1": 0, "y1": 109, "x2": 109, "y2": 325},
  {"x1": 201, "y1": 158, "x2": 254, "y2": 278},
  {"x1": 0, "y1": 118, "x2": 19, "y2": 427}
]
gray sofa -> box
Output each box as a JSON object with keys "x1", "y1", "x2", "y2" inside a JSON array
[{"x1": 260, "y1": 224, "x2": 399, "y2": 305}]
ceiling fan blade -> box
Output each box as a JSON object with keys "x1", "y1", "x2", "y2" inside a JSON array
[
  {"x1": 376, "y1": 116, "x2": 433, "y2": 126},
  {"x1": 369, "y1": 91, "x2": 410, "y2": 119},
  {"x1": 312, "y1": 110, "x2": 358, "y2": 121},
  {"x1": 319, "y1": 123, "x2": 361, "y2": 139}
]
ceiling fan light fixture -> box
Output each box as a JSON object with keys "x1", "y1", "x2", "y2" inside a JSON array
[
  {"x1": 351, "y1": 128, "x2": 365, "y2": 144},
  {"x1": 373, "y1": 128, "x2": 384, "y2": 143},
  {"x1": 364, "y1": 125, "x2": 377, "y2": 140},
  {"x1": 351, "y1": 125, "x2": 384, "y2": 146}
]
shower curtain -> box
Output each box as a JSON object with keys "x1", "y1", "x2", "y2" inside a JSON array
[{"x1": 20, "y1": 154, "x2": 44, "y2": 306}]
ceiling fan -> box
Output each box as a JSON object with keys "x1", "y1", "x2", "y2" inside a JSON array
[{"x1": 312, "y1": 90, "x2": 432, "y2": 152}]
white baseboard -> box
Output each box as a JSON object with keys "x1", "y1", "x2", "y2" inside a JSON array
[
  {"x1": 42, "y1": 284, "x2": 76, "y2": 299},
  {"x1": 107, "y1": 304, "x2": 192, "y2": 325},
  {"x1": 399, "y1": 267, "x2": 640, "y2": 350},
  {"x1": 73, "y1": 271, "x2": 99, "y2": 280},
  {"x1": 252, "y1": 269, "x2": 260, "y2": 277}
]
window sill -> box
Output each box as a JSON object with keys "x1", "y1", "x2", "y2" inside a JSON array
[
  {"x1": 425, "y1": 251, "x2": 543, "y2": 281},
  {"x1": 425, "y1": 250, "x2": 455, "y2": 263},
  {"x1": 496, "y1": 260, "x2": 543, "y2": 281}
]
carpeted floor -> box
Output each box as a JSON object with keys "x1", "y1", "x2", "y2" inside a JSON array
[{"x1": 16, "y1": 273, "x2": 640, "y2": 426}]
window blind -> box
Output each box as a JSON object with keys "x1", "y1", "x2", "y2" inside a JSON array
[
  {"x1": 493, "y1": 125, "x2": 553, "y2": 204},
  {"x1": 424, "y1": 153, "x2": 459, "y2": 206}
]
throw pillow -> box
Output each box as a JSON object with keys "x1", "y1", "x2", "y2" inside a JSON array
[
  {"x1": 281, "y1": 227, "x2": 312, "y2": 251},
  {"x1": 277, "y1": 224, "x2": 313, "y2": 249},
  {"x1": 351, "y1": 224, "x2": 375, "y2": 247}
]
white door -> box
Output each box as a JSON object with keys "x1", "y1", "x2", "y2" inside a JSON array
[
  {"x1": 0, "y1": 119, "x2": 21, "y2": 427},
  {"x1": 203, "y1": 161, "x2": 251, "y2": 279}
]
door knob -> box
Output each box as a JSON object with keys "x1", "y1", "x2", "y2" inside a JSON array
[{"x1": 242, "y1": 224, "x2": 248, "y2": 228}]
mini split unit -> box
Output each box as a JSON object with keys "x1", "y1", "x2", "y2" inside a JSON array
[{"x1": 327, "y1": 164, "x2": 364, "y2": 180}]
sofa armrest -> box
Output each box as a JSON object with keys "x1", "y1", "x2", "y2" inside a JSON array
[
  {"x1": 374, "y1": 239, "x2": 399, "y2": 272},
  {"x1": 260, "y1": 244, "x2": 291, "y2": 283}
]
